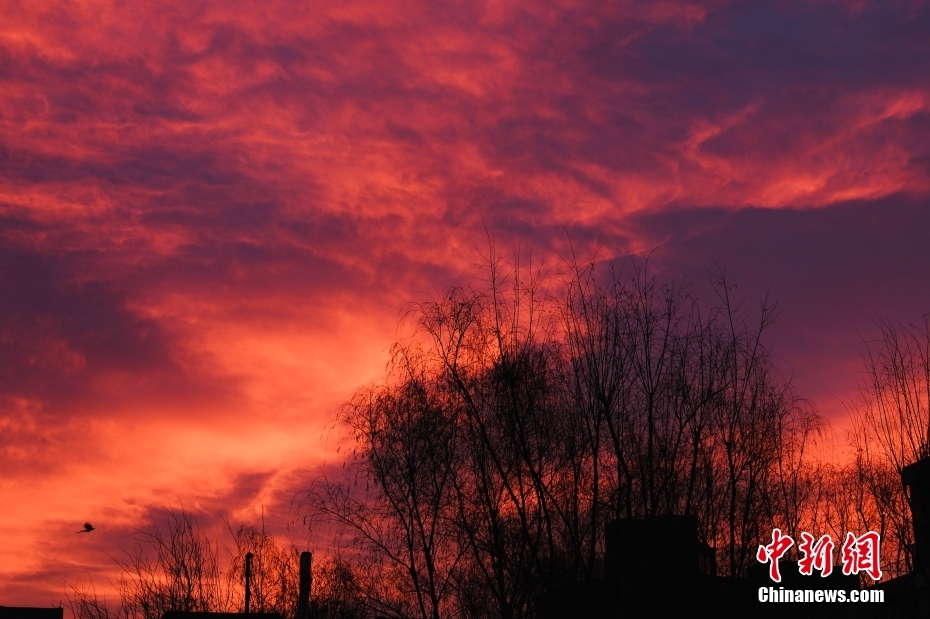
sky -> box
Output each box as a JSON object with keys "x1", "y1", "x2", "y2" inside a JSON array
[{"x1": 2, "y1": 0, "x2": 930, "y2": 606}]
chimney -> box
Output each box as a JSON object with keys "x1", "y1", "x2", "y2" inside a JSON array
[
  {"x1": 297, "y1": 551, "x2": 312, "y2": 619},
  {"x1": 245, "y1": 552, "x2": 254, "y2": 614}
]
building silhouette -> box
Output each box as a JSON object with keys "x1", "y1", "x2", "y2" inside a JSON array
[{"x1": 0, "y1": 607, "x2": 63, "y2": 619}]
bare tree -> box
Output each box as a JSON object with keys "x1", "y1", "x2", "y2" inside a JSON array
[
  {"x1": 67, "y1": 510, "x2": 312, "y2": 619},
  {"x1": 114, "y1": 511, "x2": 230, "y2": 619},
  {"x1": 558, "y1": 258, "x2": 821, "y2": 577},
  {"x1": 226, "y1": 523, "x2": 302, "y2": 618},
  {"x1": 301, "y1": 341, "x2": 464, "y2": 619},
  {"x1": 853, "y1": 317, "x2": 930, "y2": 469},
  {"x1": 843, "y1": 316, "x2": 930, "y2": 579},
  {"x1": 308, "y1": 556, "x2": 368, "y2": 619},
  {"x1": 301, "y1": 250, "x2": 824, "y2": 617},
  {"x1": 67, "y1": 580, "x2": 118, "y2": 619}
]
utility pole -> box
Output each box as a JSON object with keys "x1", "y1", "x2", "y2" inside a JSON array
[
  {"x1": 297, "y1": 551, "x2": 312, "y2": 619},
  {"x1": 244, "y1": 552, "x2": 254, "y2": 614}
]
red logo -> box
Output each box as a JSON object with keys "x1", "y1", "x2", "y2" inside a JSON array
[
  {"x1": 758, "y1": 529, "x2": 882, "y2": 582},
  {"x1": 841, "y1": 531, "x2": 882, "y2": 580},
  {"x1": 798, "y1": 532, "x2": 834, "y2": 577},
  {"x1": 757, "y1": 528, "x2": 794, "y2": 582}
]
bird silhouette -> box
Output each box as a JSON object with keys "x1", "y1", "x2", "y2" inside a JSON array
[{"x1": 77, "y1": 522, "x2": 95, "y2": 534}]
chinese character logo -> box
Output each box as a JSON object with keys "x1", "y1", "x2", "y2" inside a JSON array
[
  {"x1": 758, "y1": 529, "x2": 882, "y2": 582},
  {"x1": 798, "y1": 532, "x2": 834, "y2": 577},
  {"x1": 841, "y1": 531, "x2": 882, "y2": 580},
  {"x1": 757, "y1": 528, "x2": 794, "y2": 582}
]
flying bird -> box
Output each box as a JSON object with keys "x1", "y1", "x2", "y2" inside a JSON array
[{"x1": 77, "y1": 522, "x2": 95, "y2": 534}]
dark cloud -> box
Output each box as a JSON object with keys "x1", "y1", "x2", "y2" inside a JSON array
[{"x1": 0, "y1": 241, "x2": 176, "y2": 402}]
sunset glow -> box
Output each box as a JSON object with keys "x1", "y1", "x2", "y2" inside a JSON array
[{"x1": 2, "y1": 0, "x2": 930, "y2": 606}]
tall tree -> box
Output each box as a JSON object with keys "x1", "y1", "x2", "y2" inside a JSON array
[{"x1": 302, "y1": 252, "x2": 823, "y2": 616}]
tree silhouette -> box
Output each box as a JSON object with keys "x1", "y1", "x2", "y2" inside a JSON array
[
  {"x1": 66, "y1": 511, "x2": 331, "y2": 619},
  {"x1": 300, "y1": 252, "x2": 824, "y2": 618},
  {"x1": 846, "y1": 316, "x2": 930, "y2": 579}
]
